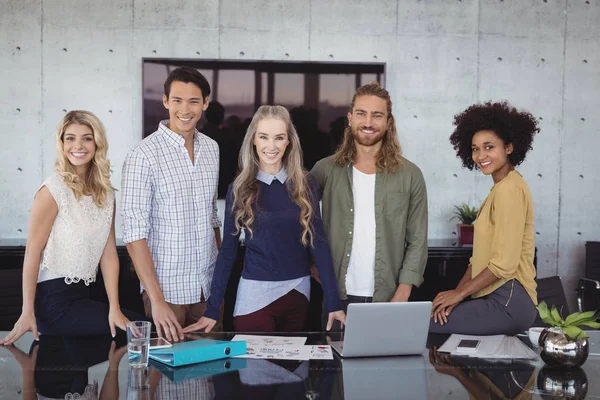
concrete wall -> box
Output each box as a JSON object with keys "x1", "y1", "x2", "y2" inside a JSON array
[{"x1": 1, "y1": 0, "x2": 599, "y2": 307}]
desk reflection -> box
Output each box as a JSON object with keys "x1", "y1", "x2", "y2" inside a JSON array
[
  {"x1": 430, "y1": 347, "x2": 536, "y2": 400},
  {"x1": 1, "y1": 331, "x2": 598, "y2": 399},
  {"x1": 1, "y1": 334, "x2": 127, "y2": 400},
  {"x1": 337, "y1": 356, "x2": 427, "y2": 400}
]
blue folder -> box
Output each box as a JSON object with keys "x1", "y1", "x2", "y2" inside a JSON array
[
  {"x1": 150, "y1": 357, "x2": 247, "y2": 383},
  {"x1": 149, "y1": 339, "x2": 247, "y2": 367}
]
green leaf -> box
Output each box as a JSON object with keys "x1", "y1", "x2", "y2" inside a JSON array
[
  {"x1": 536, "y1": 302, "x2": 550, "y2": 319},
  {"x1": 579, "y1": 321, "x2": 600, "y2": 329},
  {"x1": 550, "y1": 305, "x2": 565, "y2": 326},
  {"x1": 562, "y1": 326, "x2": 587, "y2": 340},
  {"x1": 537, "y1": 302, "x2": 561, "y2": 326},
  {"x1": 564, "y1": 311, "x2": 597, "y2": 326},
  {"x1": 450, "y1": 203, "x2": 479, "y2": 224}
]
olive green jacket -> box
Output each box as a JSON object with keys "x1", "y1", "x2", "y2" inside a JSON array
[{"x1": 311, "y1": 155, "x2": 428, "y2": 302}]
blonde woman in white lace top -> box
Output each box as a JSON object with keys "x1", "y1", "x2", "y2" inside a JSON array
[{"x1": 1, "y1": 111, "x2": 145, "y2": 345}]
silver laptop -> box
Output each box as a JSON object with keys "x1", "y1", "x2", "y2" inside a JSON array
[
  {"x1": 342, "y1": 356, "x2": 427, "y2": 400},
  {"x1": 330, "y1": 301, "x2": 432, "y2": 357}
]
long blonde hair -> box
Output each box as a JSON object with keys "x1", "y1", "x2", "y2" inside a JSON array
[
  {"x1": 334, "y1": 82, "x2": 403, "y2": 173},
  {"x1": 55, "y1": 110, "x2": 114, "y2": 207},
  {"x1": 232, "y1": 105, "x2": 314, "y2": 246}
]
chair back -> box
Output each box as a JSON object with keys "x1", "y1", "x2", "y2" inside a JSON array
[{"x1": 533, "y1": 276, "x2": 569, "y2": 327}]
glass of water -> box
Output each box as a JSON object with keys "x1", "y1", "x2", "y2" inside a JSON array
[{"x1": 127, "y1": 321, "x2": 152, "y2": 368}]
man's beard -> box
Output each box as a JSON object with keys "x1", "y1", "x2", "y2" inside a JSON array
[{"x1": 351, "y1": 124, "x2": 385, "y2": 147}]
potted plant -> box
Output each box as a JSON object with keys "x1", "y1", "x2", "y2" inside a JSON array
[
  {"x1": 450, "y1": 203, "x2": 478, "y2": 245},
  {"x1": 536, "y1": 301, "x2": 600, "y2": 368}
]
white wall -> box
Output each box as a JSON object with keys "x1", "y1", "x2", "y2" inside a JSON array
[{"x1": 1, "y1": 0, "x2": 599, "y2": 308}]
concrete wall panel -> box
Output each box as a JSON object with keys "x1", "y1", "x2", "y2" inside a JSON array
[
  {"x1": 480, "y1": 0, "x2": 566, "y2": 39},
  {"x1": 220, "y1": 0, "x2": 309, "y2": 31},
  {"x1": 566, "y1": 0, "x2": 600, "y2": 39},
  {"x1": 1, "y1": 0, "x2": 43, "y2": 238},
  {"x1": 309, "y1": 33, "x2": 396, "y2": 62},
  {"x1": 311, "y1": 0, "x2": 398, "y2": 35},
  {"x1": 220, "y1": 29, "x2": 310, "y2": 60},
  {"x1": 397, "y1": 0, "x2": 479, "y2": 35},
  {"x1": 44, "y1": 0, "x2": 133, "y2": 29},
  {"x1": 133, "y1": 0, "x2": 219, "y2": 29},
  {"x1": 558, "y1": 36, "x2": 600, "y2": 307}
]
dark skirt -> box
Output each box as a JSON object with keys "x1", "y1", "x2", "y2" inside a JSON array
[{"x1": 34, "y1": 277, "x2": 147, "y2": 336}]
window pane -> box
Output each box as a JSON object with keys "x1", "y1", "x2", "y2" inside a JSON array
[
  {"x1": 361, "y1": 73, "x2": 377, "y2": 86},
  {"x1": 274, "y1": 73, "x2": 304, "y2": 108},
  {"x1": 261, "y1": 72, "x2": 268, "y2": 104},
  {"x1": 319, "y1": 74, "x2": 355, "y2": 107},
  {"x1": 217, "y1": 70, "x2": 255, "y2": 121}
]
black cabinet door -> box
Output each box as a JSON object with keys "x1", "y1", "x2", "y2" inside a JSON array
[{"x1": 410, "y1": 255, "x2": 470, "y2": 302}]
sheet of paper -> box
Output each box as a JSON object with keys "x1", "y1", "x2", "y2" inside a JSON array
[
  {"x1": 232, "y1": 334, "x2": 307, "y2": 347},
  {"x1": 231, "y1": 335, "x2": 333, "y2": 360},
  {"x1": 236, "y1": 345, "x2": 311, "y2": 360},
  {"x1": 308, "y1": 345, "x2": 333, "y2": 360}
]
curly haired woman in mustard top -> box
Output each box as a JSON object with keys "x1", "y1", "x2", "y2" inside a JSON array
[{"x1": 430, "y1": 101, "x2": 540, "y2": 335}]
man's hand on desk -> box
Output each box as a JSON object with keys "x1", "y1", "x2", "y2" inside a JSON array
[{"x1": 151, "y1": 299, "x2": 184, "y2": 342}]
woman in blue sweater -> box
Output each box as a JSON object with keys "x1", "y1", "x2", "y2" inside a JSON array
[{"x1": 184, "y1": 105, "x2": 346, "y2": 333}]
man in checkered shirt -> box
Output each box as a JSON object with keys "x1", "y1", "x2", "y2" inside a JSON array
[{"x1": 121, "y1": 67, "x2": 222, "y2": 342}]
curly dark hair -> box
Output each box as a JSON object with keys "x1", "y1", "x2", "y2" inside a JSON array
[{"x1": 449, "y1": 101, "x2": 540, "y2": 170}]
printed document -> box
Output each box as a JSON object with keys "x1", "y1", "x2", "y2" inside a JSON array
[{"x1": 231, "y1": 335, "x2": 333, "y2": 360}]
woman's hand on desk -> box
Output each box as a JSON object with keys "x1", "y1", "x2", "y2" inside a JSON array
[
  {"x1": 108, "y1": 307, "x2": 131, "y2": 338},
  {"x1": 183, "y1": 316, "x2": 217, "y2": 334},
  {"x1": 431, "y1": 290, "x2": 465, "y2": 325},
  {"x1": 0, "y1": 312, "x2": 39, "y2": 345},
  {"x1": 326, "y1": 310, "x2": 346, "y2": 331}
]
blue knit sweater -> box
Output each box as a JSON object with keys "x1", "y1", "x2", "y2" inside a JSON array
[{"x1": 204, "y1": 175, "x2": 342, "y2": 320}]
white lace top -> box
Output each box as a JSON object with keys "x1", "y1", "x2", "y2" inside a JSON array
[{"x1": 37, "y1": 174, "x2": 114, "y2": 285}]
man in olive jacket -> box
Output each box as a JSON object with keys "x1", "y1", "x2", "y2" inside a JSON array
[{"x1": 311, "y1": 82, "x2": 428, "y2": 323}]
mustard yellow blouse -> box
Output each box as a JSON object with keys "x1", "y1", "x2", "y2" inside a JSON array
[{"x1": 469, "y1": 170, "x2": 537, "y2": 304}]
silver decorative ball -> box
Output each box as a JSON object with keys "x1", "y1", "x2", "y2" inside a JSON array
[{"x1": 539, "y1": 327, "x2": 589, "y2": 368}]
